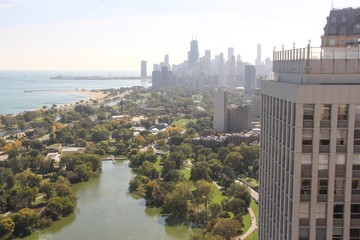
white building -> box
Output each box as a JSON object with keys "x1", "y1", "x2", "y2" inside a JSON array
[
  {"x1": 213, "y1": 88, "x2": 228, "y2": 132},
  {"x1": 259, "y1": 43, "x2": 360, "y2": 239}
]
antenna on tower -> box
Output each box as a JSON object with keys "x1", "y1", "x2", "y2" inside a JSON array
[{"x1": 331, "y1": 0, "x2": 334, "y2": 10}]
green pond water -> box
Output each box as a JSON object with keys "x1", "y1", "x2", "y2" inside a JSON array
[{"x1": 24, "y1": 161, "x2": 190, "y2": 240}]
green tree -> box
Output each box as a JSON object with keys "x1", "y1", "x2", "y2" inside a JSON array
[
  {"x1": 211, "y1": 218, "x2": 242, "y2": 240},
  {"x1": 12, "y1": 208, "x2": 40, "y2": 236},
  {"x1": 194, "y1": 180, "x2": 216, "y2": 220},
  {"x1": 190, "y1": 161, "x2": 211, "y2": 182},
  {"x1": 224, "y1": 152, "x2": 244, "y2": 175},
  {"x1": 0, "y1": 217, "x2": 15, "y2": 237}
]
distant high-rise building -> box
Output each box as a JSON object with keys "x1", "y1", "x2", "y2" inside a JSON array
[
  {"x1": 164, "y1": 54, "x2": 170, "y2": 69},
  {"x1": 152, "y1": 70, "x2": 161, "y2": 90},
  {"x1": 141, "y1": 60, "x2": 147, "y2": 79},
  {"x1": 256, "y1": 44, "x2": 261, "y2": 66},
  {"x1": 227, "y1": 104, "x2": 251, "y2": 133},
  {"x1": 161, "y1": 66, "x2": 169, "y2": 87},
  {"x1": 228, "y1": 47, "x2": 234, "y2": 62},
  {"x1": 213, "y1": 88, "x2": 228, "y2": 132},
  {"x1": 321, "y1": 7, "x2": 360, "y2": 47},
  {"x1": 188, "y1": 39, "x2": 199, "y2": 69},
  {"x1": 244, "y1": 65, "x2": 256, "y2": 94}
]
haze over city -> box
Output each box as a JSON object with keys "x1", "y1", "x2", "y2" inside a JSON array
[{"x1": 0, "y1": 0, "x2": 359, "y2": 72}]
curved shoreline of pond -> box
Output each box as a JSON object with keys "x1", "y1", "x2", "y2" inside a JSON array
[{"x1": 23, "y1": 161, "x2": 190, "y2": 240}]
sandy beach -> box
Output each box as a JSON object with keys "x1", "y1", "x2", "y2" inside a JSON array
[{"x1": 30, "y1": 89, "x2": 107, "y2": 101}]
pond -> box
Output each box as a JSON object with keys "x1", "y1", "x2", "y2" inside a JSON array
[{"x1": 24, "y1": 161, "x2": 190, "y2": 240}]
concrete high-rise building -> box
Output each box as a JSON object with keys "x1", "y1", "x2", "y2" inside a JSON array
[
  {"x1": 259, "y1": 40, "x2": 360, "y2": 240},
  {"x1": 227, "y1": 104, "x2": 251, "y2": 133},
  {"x1": 228, "y1": 47, "x2": 234, "y2": 62},
  {"x1": 141, "y1": 60, "x2": 147, "y2": 78},
  {"x1": 213, "y1": 88, "x2": 228, "y2": 132},
  {"x1": 164, "y1": 54, "x2": 170, "y2": 69},
  {"x1": 244, "y1": 65, "x2": 256, "y2": 94},
  {"x1": 151, "y1": 70, "x2": 161, "y2": 90},
  {"x1": 256, "y1": 43, "x2": 261, "y2": 66},
  {"x1": 321, "y1": 7, "x2": 360, "y2": 47},
  {"x1": 188, "y1": 39, "x2": 199, "y2": 69}
]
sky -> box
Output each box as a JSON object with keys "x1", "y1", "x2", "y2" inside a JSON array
[{"x1": 0, "y1": 0, "x2": 359, "y2": 73}]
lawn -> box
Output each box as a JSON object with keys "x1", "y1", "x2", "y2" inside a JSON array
[
  {"x1": 172, "y1": 118, "x2": 196, "y2": 128},
  {"x1": 240, "y1": 199, "x2": 259, "y2": 240},
  {"x1": 179, "y1": 167, "x2": 191, "y2": 180}
]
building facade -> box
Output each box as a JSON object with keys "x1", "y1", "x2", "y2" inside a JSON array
[
  {"x1": 213, "y1": 88, "x2": 228, "y2": 132},
  {"x1": 259, "y1": 43, "x2": 360, "y2": 239},
  {"x1": 321, "y1": 7, "x2": 360, "y2": 48},
  {"x1": 141, "y1": 60, "x2": 147, "y2": 78},
  {"x1": 244, "y1": 65, "x2": 256, "y2": 94},
  {"x1": 227, "y1": 104, "x2": 251, "y2": 133}
]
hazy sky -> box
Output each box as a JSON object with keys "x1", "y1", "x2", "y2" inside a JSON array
[{"x1": 0, "y1": 0, "x2": 359, "y2": 72}]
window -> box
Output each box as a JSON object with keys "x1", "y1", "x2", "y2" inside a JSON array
[
  {"x1": 316, "y1": 204, "x2": 327, "y2": 219},
  {"x1": 299, "y1": 228, "x2": 309, "y2": 240},
  {"x1": 302, "y1": 154, "x2": 312, "y2": 165},
  {"x1": 333, "y1": 228, "x2": 343, "y2": 240},
  {"x1": 337, "y1": 130, "x2": 347, "y2": 145},
  {"x1": 320, "y1": 130, "x2": 330, "y2": 145},
  {"x1": 341, "y1": 16, "x2": 347, "y2": 22},
  {"x1": 350, "y1": 228, "x2": 360, "y2": 239},
  {"x1": 340, "y1": 39, "x2": 346, "y2": 45},
  {"x1": 329, "y1": 39, "x2": 336, "y2": 46},
  {"x1": 355, "y1": 105, "x2": 360, "y2": 122},
  {"x1": 303, "y1": 104, "x2": 314, "y2": 120},
  {"x1": 318, "y1": 179, "x2": 328, "y2": 195},
  {"x1": 354, "y1": 130, "x2": 360, "y2": 145},
  {"x1": 354, "y1": 154, "x2": 360, "y2": 170},
  {"x1": 351, "y1": 204, "x2": 360, "y2": 219},
  {"x1": 301, "y1": 179, "x2": 311, "y2": 194},
  {"x1": 316, "y1": 228, "x2": 326, "y2": 240},
  {"x1": 340, "y1": 26, "x2": 347, "y2": 34},
  {"x1": 354, "y1": 23, "x2": 360, "y2": 34},
  {"x1": 334, "y1": 179, "x2": 345, "y2": 195},
  {"x1": 336, "y1": 154, "x2": 346, "y2": 176},
  {"x1": 303, "y1": 129, "x2": 313, "y2": 145},
  {"x1": 320, "y1": 104, "x2": 331, "y2": 121},
  {"x1": 331, "y1": 17, "x2": 337, "y2": 23},
  {"x1": 334, "y1": 204, "x2": 344, "y2": 219},
  {"x1": 336, "y1": 154, "x2": 346, "y2": 165},
  {"x1": 300, "y1": 203, "x2": 310, "y2": 219},
  {"x1": 319, "y1": 155, "x2": 329, "y2": 170},
  {"x1": 353, "y1": 179, "x2": 360, "y2": 194},
  {"x1": 338, "y1": 104, "x2": 348, "y2": 120}
]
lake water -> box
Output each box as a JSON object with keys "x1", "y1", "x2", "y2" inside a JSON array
[
  {"x1": 24, "y1": 161, "x2": 190, "y2": 240},
  {"x1": 0, "y1": 71, "x2": 151, "y2": 114}
]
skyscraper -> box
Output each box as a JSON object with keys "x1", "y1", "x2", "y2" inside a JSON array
[
  {"x1": 244, "y1": 65, "x2": 256, "y2": 94},
  {"x1": 259, "y1": 9, "x2": 360, "y2": 239},
  {"x1": 256, "y1": 43, "x2": 261, "y2": 66},
  {"x1": 141, "y1": 60, "x2": 147, "y2": 79},
  {"x1": 188, "y1": 39, "x2": 199, "y2": 69},
  {"x1": 228, "y1": 47, "x2": 234, "y2": 62},
  {"x1": 213, "y1": 88, "x2": 228, "y2": 132}
]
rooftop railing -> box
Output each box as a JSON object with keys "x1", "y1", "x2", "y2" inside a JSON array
[{"x1": 273, "y1": 46, "x2": 360, "y2": 61}]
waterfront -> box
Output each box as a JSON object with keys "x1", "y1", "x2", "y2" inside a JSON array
[
  {"x1": 24, "y1": 161, "x2": 190, "y2": 240},
  {"x1": 0, "y1": 71, "x2": 150, "y2": 114}
]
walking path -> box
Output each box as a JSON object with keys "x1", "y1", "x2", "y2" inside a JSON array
[
  {"x1": 236, "y1": 207, "x2": 257, "y2": 240},
  {"x1": 234, "y1": 179, "x2": 259, "y2": 240}
]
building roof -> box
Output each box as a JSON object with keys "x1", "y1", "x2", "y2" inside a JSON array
[{"x1": 323, "y1": 7, "x2": 360, "y2": 36}]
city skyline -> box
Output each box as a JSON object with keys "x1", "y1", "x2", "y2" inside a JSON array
[{"x1": 0, "y1": 0, "x2": 359, "y2": 71}]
